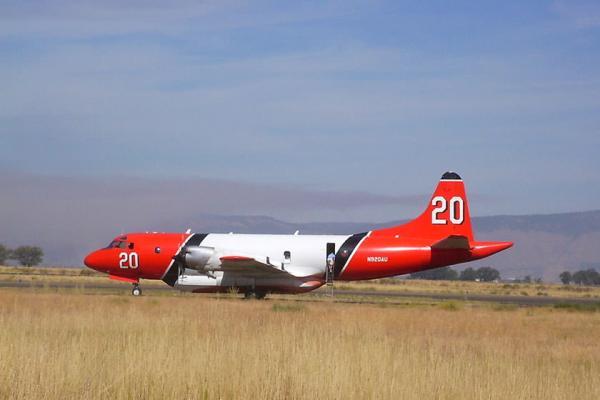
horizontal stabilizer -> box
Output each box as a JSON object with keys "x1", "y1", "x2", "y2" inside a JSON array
[{"x1": 431, "y1": 235, "x2": 471, "y2": 250}]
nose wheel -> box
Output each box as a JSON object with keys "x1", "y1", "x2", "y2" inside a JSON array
[{"x1": 132, "y1": 284, "x2": 142, "y2": 296}]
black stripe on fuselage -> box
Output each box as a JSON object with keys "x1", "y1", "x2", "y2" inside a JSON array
[
  {"x1": 185, "y1": 233, "x2": 209, "y2": 247},
  {"x1": 334, "y1": 232, "x2": 368, "y2": 278},
  {"x1": 162, "y1": 233, "x2": 208, "y2": 287}
]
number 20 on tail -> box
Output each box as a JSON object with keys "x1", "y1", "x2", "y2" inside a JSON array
[{"x1": 431, "y1": 196, "x2": 464, "y2": 225}]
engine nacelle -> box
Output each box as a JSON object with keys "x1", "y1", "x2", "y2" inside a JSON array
[{"x1": 183, "y1": 246, "x2": 215, "y2": 271}]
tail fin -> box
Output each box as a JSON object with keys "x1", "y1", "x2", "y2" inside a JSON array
[{"x1": 381, "y1": 172, "x2": 474, "y2": 241}]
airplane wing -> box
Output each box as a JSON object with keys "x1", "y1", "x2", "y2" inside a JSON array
[
  {"x1": 219, "y1": 255, "x2": 321, "y2": 278},
  {"x1": 430, "y1": 235, "x2": 471, "y2": 250}
]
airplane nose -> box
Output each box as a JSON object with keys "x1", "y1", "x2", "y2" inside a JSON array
[{"x1": 84, "y1": 251, "x2": 101, "y2": 270}]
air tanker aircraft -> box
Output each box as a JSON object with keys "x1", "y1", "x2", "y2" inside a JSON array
[{"x1": 84, "y1": 172, "x2": 512, "y2": 297}]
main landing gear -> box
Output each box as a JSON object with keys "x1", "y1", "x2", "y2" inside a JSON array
[
  {"x1": 132, "y1": 284, "x2": 142, "y2": 296},
  {"x1": 244, "y1": 290, "x2": 267, "y2": 300},
  {"x1": 255, "y1": 291, "x2": 267, "y2": 300}
]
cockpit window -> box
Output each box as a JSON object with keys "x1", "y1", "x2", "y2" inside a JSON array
[{"x1": 106, "y1": 240, "x2": 129, "y2": 249}]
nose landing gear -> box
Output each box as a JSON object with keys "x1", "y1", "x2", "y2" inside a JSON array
[{"x1": 132, "y1": 284, "x2": 142, "y2": 296}]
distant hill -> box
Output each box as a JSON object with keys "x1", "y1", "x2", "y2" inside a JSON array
[{"x1": 469, "y1": 211, "x2": 600, "y2": 281}]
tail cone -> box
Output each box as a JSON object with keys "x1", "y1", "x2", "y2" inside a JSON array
[{"x1": 470, "y1": 241, "x2": 513, "y2": 260}]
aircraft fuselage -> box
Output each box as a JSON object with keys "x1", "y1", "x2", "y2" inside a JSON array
[{"x1": 84, "y1": 172, "x2": 513, "y2": 297}]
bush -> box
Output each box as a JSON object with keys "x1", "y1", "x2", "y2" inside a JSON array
[
  {"x1": 476, "y1": 267, "x2": 500, "y2": 282},
  {"x1": 459, "y1": 267, "x2": 477, "y2": 281},
  {"x1": 438, "y1": 301, "x2": 461, "y2": 311},
  {"x1": 554, "y1": 302, "x2": 600, "y2": 312},
  {"x1": 459, "y1": 266, "x2": 501, "y2": 282},
  {"x1": 572, "y1": 269, "x2": 600, "y2": 286},
  {"x1": 409, "y1": 267, "x2": 458, "y2": 280}
]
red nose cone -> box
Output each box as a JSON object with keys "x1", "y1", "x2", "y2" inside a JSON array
[{"x1": 84, "y1": 251, "x2": 102, "y2": 271}]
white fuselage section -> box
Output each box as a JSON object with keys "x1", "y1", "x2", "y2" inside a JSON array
[{"x1": 174, "y1": 233, "x2": 350, "y2": 293}]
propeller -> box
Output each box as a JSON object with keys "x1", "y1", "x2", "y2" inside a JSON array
[
  {"x1": 178, "y1": 247, "x2": 189, "y2": 283},
  {"x1": 171, "y1": 246, "x2": 189, "y2": 285}
]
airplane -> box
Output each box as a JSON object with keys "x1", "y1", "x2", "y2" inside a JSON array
[{"x1": 84, "y1": 172, "x2": 512, "y2": 297}]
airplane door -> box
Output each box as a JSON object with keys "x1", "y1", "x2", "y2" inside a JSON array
[{"x1": 326, "y1": 243, "x2": 335, "y2": 284}]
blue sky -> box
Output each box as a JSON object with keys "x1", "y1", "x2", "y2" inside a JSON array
[{"x1": 1, "y1": 0, "x2": 599, "y2": 221}]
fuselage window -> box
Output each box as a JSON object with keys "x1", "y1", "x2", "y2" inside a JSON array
[{"x1": 284, "y1": 251, "x2": 291, "y2": 261}]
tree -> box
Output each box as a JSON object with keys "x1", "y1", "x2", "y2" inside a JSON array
[
  {"x1": 572, "y1": 270, "x2": 587, "y2": 285},
  {"x1": 409, "y1": 267, "x2": 458, "y2": 281},
  {"x1": 587, "y1": 270, "x2": 597, "y2": 285},
  {"x1": 10, "y1": 246, "x2": 43, "y2": 267},
  {"x1": 572, "y1": 269, "x2": 600, "y2": 286},
  {"x1": 459, "y1": 267, "x2": 478, "y2": 281},
  {"x1": 0, "y1": 244, "x2": 10, "y2": 265},
  {"x1": 475, "y1": 267, "x2": 500, "y2": 282},
  {"x1": 458, "y1": 267, "x2": 501, "y2": 282},
  {"x1": 559, "y1": 271, "x2": 572, "y2": 285}
]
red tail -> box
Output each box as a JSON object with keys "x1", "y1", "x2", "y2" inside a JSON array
[
  {"x1": 379, "y1": 172, "x2": 474, "y2": 241},
  {"x1": 340, "y1": 172, "x2": 512, "y2": 280}
]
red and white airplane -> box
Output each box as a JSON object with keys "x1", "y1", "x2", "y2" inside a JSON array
[{"x1": 84, "y1": 172, "x2": 512, "y2": 297}]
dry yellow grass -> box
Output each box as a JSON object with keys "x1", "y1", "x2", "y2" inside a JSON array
[
  {"x1": 1, "y1": 291, "x2": 599, "y2": 399},
  {"x1": 337, "y1": 278, "x2": 600, "y2": 299},
  {"x1": 3, "y1": 266, "x2": 600, "y2": 299},
  {"x1": 0, "y1": 266, "x2": 166, "y2": 287}
]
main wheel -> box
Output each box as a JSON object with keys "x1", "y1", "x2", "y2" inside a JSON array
[
  {"x1": 254, "y1": 291, "x2": 267, "y2": 300},
  {"x1": 132, "y1": 286, "x2": 142, "y2": 296},
  {"x1": 244, "y1": 290, "x2": 254, "y2": 300}
]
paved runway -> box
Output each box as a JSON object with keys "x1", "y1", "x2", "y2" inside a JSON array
[{"x1": 1, "y1": 279, "x2": 599, "y2": 306}]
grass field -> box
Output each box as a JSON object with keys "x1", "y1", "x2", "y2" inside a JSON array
[
  {"x1": 1, "y1": 289, "x2": 599, "y2": 399},
  {"x1": 336, "y1": 278, "x2": 600, "y2": 299},
  {"x1": 3, "y1": 265, "x2": 600, "y2": 299}
]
